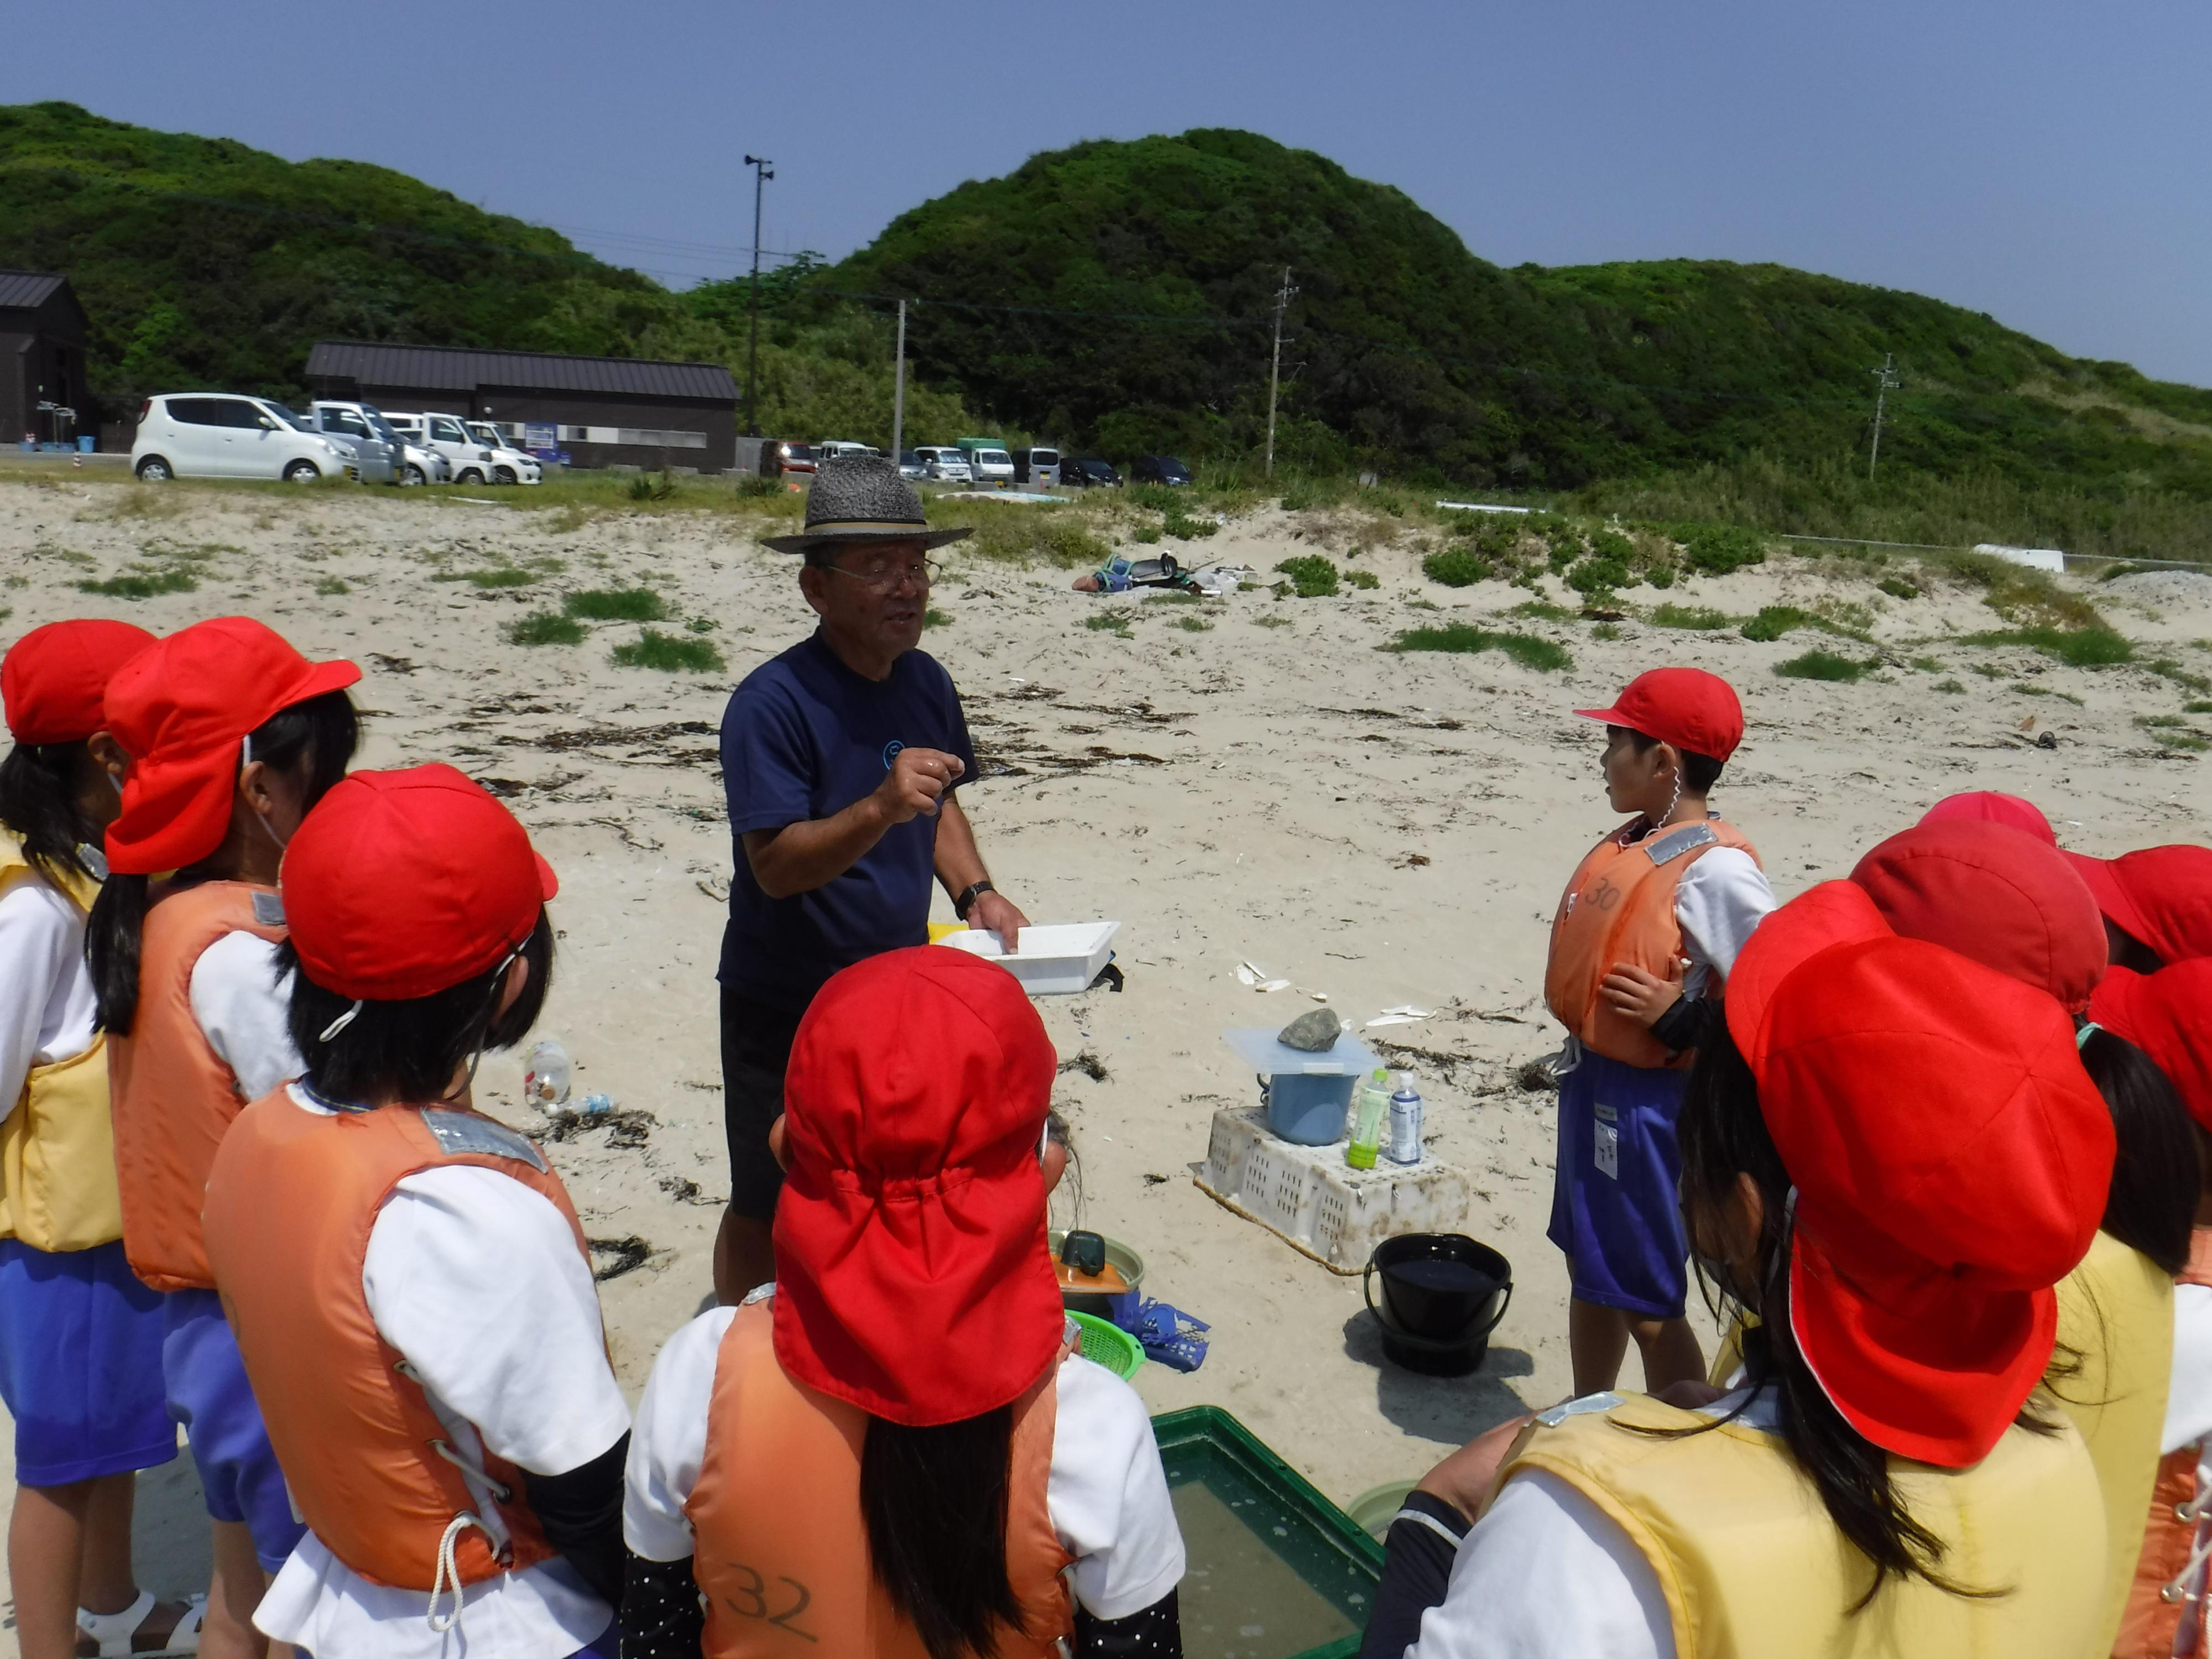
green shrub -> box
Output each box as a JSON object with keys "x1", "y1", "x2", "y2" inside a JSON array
[
  {"x1": 935, "y1": 504, "x2": 1110, "y2": 568},
  {"x1": 1741, "y1": 606, "x2": 1811, "y2": 642},
  {"x1": 1682, "y1": 525, "x2": 1768, "y2": 576},
  {"x1": 627, "y1": 471, "x2": 676, "y2": 502},
  {"x1": 507, "y1": 611, "x2": 586, "y2": 646},
  {"x1": 1774, "y1": 650, "x2": 1870, "y2": 682},
  {"x1": 1345, "y1": 568, "x2": 1380, "y2": 591},
  {"x1": 1423, "y1": 546, "x2": 1491, "y2": 587},
  {"x1": 687, "y1": 617, "x2": 719, "y2": 633},
  {"x1": 1566, "y1": 554, "x2": 1634, "y2": 598},
  {"x1": 1963, "y1": 625, "x2": 2135, "y2": 667},
  {"x1": 1878, "y1": 576, "x2": 1922, "y2": 600},
  {"x1": 1646, "y1": 565, "x2": 1676, "y2": 589},
  {"x1": 1651, "y1": 604, "x2": 1730, "y2": 631},
  {"x1": 1382, "y1": 624, "x2": 1573, "y2": 672},
  {"x1": 1934, "y1": 678, "x2": 1966, "y2": 693},
  {"x1": 1589, "y1": 528, "x2": 1635, "y2": 564},
  {"x1": 566, "y1": 587, "x2": 668, "y2": 622},
  {"x1": 1275, "y1": 555, "x2": 1340, "y2": 597},
  {"x1": 1592, "y1": 622, "x2": 1623, "y2": 640},
  {"x1": 77, "y1": 568, "x2": 196, "y2": 599},
  {"x1": 611, "y1": 628, "x2": 725, "y2": 672},
  {"x1": 735, "y1": 473, "x2": 782, "y2": 499},
  {"x1": 2188, "y1": 699, "x2": 2212, "y2": 715},
  {"x1": 923, "y1": 608, "x2": 952, "y2": 628},
  {"x1": 315, "y1": 577, "x2": 351, "y2": 596},
  {"x1": 1132, "y1": 525, "x2": 1163, "y2": 544}
]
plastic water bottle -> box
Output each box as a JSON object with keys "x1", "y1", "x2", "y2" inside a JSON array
[
  {"x1": 1387, "y1": 1071, "x2": 1423, "y2": 1165},
  {"x1": 1347, "y1": 1068, "x2": 1390, "y2": 1170},
  {"x1": 523, "y1": 1040, "x2": 571, "y2": 1110}
]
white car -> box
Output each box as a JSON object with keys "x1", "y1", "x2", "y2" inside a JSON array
[
  {"x1": 131, "y1": 394, "x2": 351, "y2": 483},
  {"x1": 914, "y1": 446, "x2": 972, "y2": 484},
  {"x1": 815, "y1": 440, "x2": 881, "y2": 464},
  {"x1": 465, "y1": 422, "x2": 543, "y2": 485},
  {"x1": 383, "y1": 411, "x2": 499, "y2": 486}
]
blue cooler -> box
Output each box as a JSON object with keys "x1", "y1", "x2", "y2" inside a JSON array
[{"x1": 1222, "y1": 1027, "x2": 1383, "y2": 1146}]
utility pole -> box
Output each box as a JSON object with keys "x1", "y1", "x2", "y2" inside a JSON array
[
  {"x1": 1867, "y1": 352, "x2": 1900, "y2": 481},
  {"x1": 1264, "y1": 266, "x2": 1296, "y2": 477},
  {"x1": 743, "y1": 154, "x2": 774, "y2": 437},
  {"x1": 890, "y1": 299, "x2": 907, "y2": 462}
]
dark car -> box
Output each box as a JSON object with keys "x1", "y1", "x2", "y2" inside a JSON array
[
  {"x1": 1132, "y1": 455, "x2": 1192, "y2": 486},
  {"x1": 1058, "y1": 456, "x2": 1122, "y2": 488}
]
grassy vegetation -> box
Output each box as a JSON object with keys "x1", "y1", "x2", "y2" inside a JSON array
[
  {"x1": 566, "y1": 587, "x2": 668, "y2": 622},
  {"x1": 936, "y1": 500, "x2": 1109, "y2": 568},
  {"x1": 506, "y1": 611, "x2": 586, "y2": 646},
  {"x1": 1084, "y1": 611, "x2": 1133, "y2": 637},
  {"x1": 1177, "y1": 614, "x2": 1213, "y2": 632},
  {"x1": 1509, "y1": 599, "x2": 1576, "y2": 623},
  {"x1": 1960, "y1": 625, "x2": 2136, "y2": 667},
  {"x1": 1775, "y1": 649, "x2": 1872, "y2": 682},
  {"x1": 1275, "y1": 555, "x2": 1339, "y2": 597},
  {"x1": 1934, "y1": 678, "x2": 1967, "y2": 693},
  {"x1": 922, "y1": 607, "x2": 952, "y2": 628},
  {"x1": 1422, "y1": 547, "x2": 1491, "y2": 587},
  {"x1": 453, "y1": 567, "x2": 536, "y2": 588},
  {"x1": 1651, "y1": 603, "x2": 1731, "y2": 630},
  {"x1": 315, "y1": 576, "x2": 350, "y2": 596},
  {"x1": 1381, "y1": 624, "x2": 1573, "y2": 671},
  {"x1": 76, "y1": 567, "x2": 195, "y2": 598},
  {"x1": 611, "y1": 629, "x2": 726, "y2": 672},
  {"x1": 1345, "y1": 568, "x2": 1380, "y2": 591}
]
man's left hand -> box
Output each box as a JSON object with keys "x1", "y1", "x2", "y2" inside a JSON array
[{"x1": 968, "y1": 890, "x2": 1031, "y2": 951}]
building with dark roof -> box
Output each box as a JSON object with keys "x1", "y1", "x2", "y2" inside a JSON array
[
  {"x1": 0, "y1": 272, "x2": 91, "y2": 449},
  {"x1": 305, "y1": 341, "x2": 739, "y2": 472}
]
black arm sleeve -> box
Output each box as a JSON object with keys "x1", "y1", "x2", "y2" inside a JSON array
[
  {"x1": 1648, "y1": 994, "x2": 1719, "y2": 1056},
  {"x1": 1074, "y1": 1587, "x2": 1182, "y2": 1657},
  {"x1": 520, "y1": 1433, "x2": 628, "y2": 1609},
  {"x1": 619, "y1": 1551, "x2": 705, "y2": 1659},
  {"x1": 1358, "y1": 1490, "x2": 1470, "y2": 1659}
]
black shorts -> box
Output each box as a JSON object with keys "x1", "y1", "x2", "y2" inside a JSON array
[{"x1": 720, "y1": 985, "x2": 807, "y2": 1220}]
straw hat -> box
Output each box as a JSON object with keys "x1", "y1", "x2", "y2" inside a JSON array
[{"x1": 762, "y1": 456, "x2": 974, "y2": 557}]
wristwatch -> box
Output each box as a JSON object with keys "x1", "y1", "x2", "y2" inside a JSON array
[{"x1": 953, "y1": 880, "x2": 995, "y2": 921}]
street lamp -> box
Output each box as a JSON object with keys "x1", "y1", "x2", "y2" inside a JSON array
[{"x1": 744, "y1": 155, "x2": 774, "y2": 438}]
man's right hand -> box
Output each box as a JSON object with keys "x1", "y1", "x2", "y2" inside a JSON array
[{"x1": 873, "y1": 747, "x2": 964, "y2": 823}]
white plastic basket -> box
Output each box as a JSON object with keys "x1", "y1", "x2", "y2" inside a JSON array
[
  {"x1": 1194, "y1": 1105, "x2": 1472, "y2": 1273},
  {"x1": 937, "y1": 921, "x2": 1119, "y2": 995}
]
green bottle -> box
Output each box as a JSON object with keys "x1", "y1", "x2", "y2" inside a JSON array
[{"x1": 1347, "y1": 1067, "x2": 1390, "y2": 1170}]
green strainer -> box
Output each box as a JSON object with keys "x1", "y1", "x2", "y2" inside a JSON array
[{"x1": 1068, "y1": 1311, "x2": 1144, "y2": 1379}]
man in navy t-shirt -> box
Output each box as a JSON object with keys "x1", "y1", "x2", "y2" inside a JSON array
[{"x1": 713, "y1": 458, "x2": 1030, "y2": 1299}]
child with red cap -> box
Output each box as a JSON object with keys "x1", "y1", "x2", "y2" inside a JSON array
[
  {"x1": 1366, "y1": 884, "x2": 2115, "y2": 1658},
  {"x1": 1544, "y1": 667, "x2": 1774, "y2": 1395},
  {"x1": 202, "y1": 765, "x2": 631, "y2": 1659},
  {"x1": 2066, "y1": 843, "x2": 2212, "y2": 973},
  {"x1": 622, "y1": 946, "x2": 1186, "y2": 1659},
  {"x1": 1917, "y1": 788, "x2": 2058, "y2": 844},
  {"x1": 0, "y1": 622, "x2": 201, "y2": 1659},
  {"x1": 87, "y1": 615, "x2": 361, "y2": 1649}
]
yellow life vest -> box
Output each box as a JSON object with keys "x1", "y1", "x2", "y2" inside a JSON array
[
  {"x1": 1502, "y1": 1391, "x2": 2106, "y2": 1659},
  {"x1": 2048, "y1": 1230, "x2": 2175, "y2": 1657},
  {"x1": 0, "y1": 836, "x2": 122, "y2": 1253}
]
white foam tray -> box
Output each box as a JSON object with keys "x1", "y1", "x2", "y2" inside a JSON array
[
  {"x1": 937, "y1": 920, "x2": 1120, "y2": 995},
  {"x1": 1194, "y1": 1105, "x2": 1471, "y2": 1274}
]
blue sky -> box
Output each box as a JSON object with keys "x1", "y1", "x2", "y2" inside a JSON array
[{"x1": 9, "y1": 0, "x2": 2206, "y2": 383}]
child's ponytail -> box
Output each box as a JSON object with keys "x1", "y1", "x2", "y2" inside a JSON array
[
  {"x1": 87, "y1": 873, "x2": 151, "y2": 1034},
  {"x1": 0, "y1": 743, "x2": 100, "y2": 889}
]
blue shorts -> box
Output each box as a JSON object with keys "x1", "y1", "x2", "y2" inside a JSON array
[
  {"x1": 0, "y1": 1239, "x2": 175, "y2": 1487},
  {"x1": 162, "y1": 1288, "x2": 305, "y2": 1572},
  {"x1": 1546, "y1": 1047, "x2": 1692, "y2": 1319}
]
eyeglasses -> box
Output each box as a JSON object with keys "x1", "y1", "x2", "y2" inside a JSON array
[{"x1": 825, "y1": 557, "x2": 940, "y2": 592}]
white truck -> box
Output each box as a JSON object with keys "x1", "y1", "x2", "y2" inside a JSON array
[
  {"x1": 465, "y1": 421, "x2": 544, "y2": 485},
  {"x1": 382, "y1": 411, "x2": 499, "y2": 485}
]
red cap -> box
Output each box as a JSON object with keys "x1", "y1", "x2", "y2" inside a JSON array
[
  {"x1": 281, "y1": 765, "x2": 557, "y2": 1001},
  {"x1": 2062, "y1": 846, "x2": 2212, "y2": 966},
  {"x1": 1851, "y1": 821, "x2": 2106, "y2": 1014},
  {"x1": 1574, "y1": 667, "x2": 1744, "y2": 762},
  {"x1": 2, "y1": 620, "x2": 156, "y2": 744},
  {"x1": 1726, "y1": 887, "x2": 2114, "y2": 1468},
  {"x1": 773, "y1": 947, "x2": 1063, "y2": 1427},
  {"x1": 1918, "y1": 791, "x2": 2057, "y2": 846},
  {"x1": 2092, "y1": 962, "x2": 2212, "y2": 1134},
  {"x1": 101, "y1": 618, "x2": 359, "y2": 876}
]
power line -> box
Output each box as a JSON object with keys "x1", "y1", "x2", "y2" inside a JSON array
[
  {"x1": 1868, "y1": 352, "x2": 1902, "y2": 479},
  {"x1": 1264, "y1": 266, "x2": 1297, "y2": 478}
]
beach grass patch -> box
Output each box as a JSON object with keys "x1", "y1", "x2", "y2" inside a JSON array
[
  {"x1": 1422, "y1": 547, "x2": 1491, "y2": 588},
  {"x1": 1963, "y1": 624, "x2": 2135, "y2": 667},
  {"x1": 1345, "y1": 568, "x2": 1380, "y2": 591},
  {"x1": 1084, "y1": 611, "x2": 1133, "y2": 637},
  {"x1": 612, "y1": 628, "x2": 726, "y2": 673},
  {"x1": 1651, "y1": 603, "x2": 1731, "y2": 631},
  {"x1": 1741, "y1": 606, "x2": 1812, "y2": 643},
  {"x1": 1253, "y1": 614, "x2": 1292, "y2": 629},
  {"x1": 1383, "y1": 624, "x2": 1572, "y2": 672},
  {"x1": 566, "y1": 587, "x2": 669, "y2": 622},
  {"x1": 1275, "y1": 555, "x2": 1340, "y2": 597},
  {"x1": 506, "y1": 611, "x2": 587, "y2": 646},
  {"x1": 2188, "y1": 699, "x2": 2212, "y2": 715},
  {"x1": 1910, "y1": 655, "x2": 1945, "y2": 672},
  {"x1": 923, "y1": 608, "x2": 952, "y2": 629},
  {"x1": 460, "y1": 567, "x2": 536, "y2": 588},
  {"x1": 1177, "y1": 615, "x2": 1213, "y2": 632},
  {"x1": 1775, "y1": 649, "x2": 1871, "y2": 682},
  {"x1": 1879, "y1": 576, "x2": 1923, "y2": 600},
  {"x1": 315, "y1": 577, "x2": 351, "y2": 596},
  {"x1": 1509, "y1": 599, "x2": 1575, "y2": 623},
  {"x1": 1680, "y1": 524, "x2": 1767, "y2": 576},
  {"x1": 1934, "y1": 678, "x2": 1966, "y2": 693},
  {"x1": 76, "y1": 567, "x2": 196, "y2": 599},
  {"x1": 2151, "y1": 659, "x2": 2212, "y2": 693},
  {"x1": 1593, "y1": 622, "x2": 1623, "y2": 641}
]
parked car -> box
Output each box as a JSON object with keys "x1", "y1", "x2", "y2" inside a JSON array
[
  {"x1": 466, "y1": 422, "x2": 545, "y2": 485},
  {"x1": 382, "y1": 411, "x2": 499, "y2": 485},
  {"x1": 955, "y1": 438, "x2": 1015, "y2": 489},
  {"x1": 131, "y1": 393, "x2": 352, "y2": 483},
  {"x1": 1058, "y1": 456, "x2": 1121, "y2": 488},
  {"x1": 763, "y1": 440, "x2": 816, "y2": 476},
  {"x1": 1133, "y1": 455, "x2": 1193, "y2": 487},
  {"x1": 896, "y1": 450, "x2": 927, "y2": 481},
  {"x1": 914, "y1": 446, "x2": 972, "y2": 484},
  {"x1": 815, "y1": 440, "x2": 881, "y2": 464},
  {"x1": 299, "y1": 400, "x2": 401, "y2": 484},
  {"x1": 1011, "y1": 446, "x2": 1061, "y2": 485},
  {"x1": 310, "y1": 401, "x2": 446, "y2": 484}
]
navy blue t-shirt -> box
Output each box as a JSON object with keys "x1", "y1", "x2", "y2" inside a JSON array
[{"x1": 717, "y1": 632, "x2": 977, "y2": 1011}]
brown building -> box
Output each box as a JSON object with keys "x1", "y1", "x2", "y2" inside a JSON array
[
  {"x1": 0, "y1": 272, "x2": 92, "y2": 449},
  {"x1": 304, "y1": 341, "x2": 738, "y2": 472}
]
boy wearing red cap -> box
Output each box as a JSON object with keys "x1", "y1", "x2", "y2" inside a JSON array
[
  {"x1": 0, "y1": 622, "x2": 200, "y2": 1659},
  {"x1": 202, "y1": 765, "x2": 631, "y2": 1659},
  {"x1": 1369, "y1": 886, "x2": 2112, "y2": 1658},
  {"x1": 1545, "y1": 668, "x2": 1773, "y2": 1395},
  {"x1": 87, "y1": 616, "x2": 361, "y2": 1648},
  {"x1": 622, "y1": 947, "x2": 1185, "y2": 1658},
  {"x1": 2067, "y1": 843, "x2": 2212, "y2": 972}
]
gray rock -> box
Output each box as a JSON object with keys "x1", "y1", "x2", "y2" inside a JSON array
[{"x1": 1278, "y1": 1008, "x2": 1342, "y2": 1052}]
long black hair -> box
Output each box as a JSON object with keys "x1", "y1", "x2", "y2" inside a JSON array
[
  {"x1": 1676, "y1": 1025, "x2": 2045, "y2": 1610},
  {"x1": 87, "y1": 691, "x2": 358, "y2": 1035},
  {"x1": 2080, "y1": 1025, "x2": 2199, "y2": 1275},
  {"x1": 861, "y1": 1407, "x2": 1030, "y2": 1659},
  {"x1": 283, "y1": 909, "x2": 554, "y2": 1105},
  {"x1": 0, "y1": 742, "x2": 103, "y2": 888}
]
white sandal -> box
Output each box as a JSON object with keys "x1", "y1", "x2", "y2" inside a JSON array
[{"x1": 77, "y1": 1590, "x2": 206, "y2": 1658}]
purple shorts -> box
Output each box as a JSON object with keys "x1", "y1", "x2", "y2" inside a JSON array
[
  {"x1": 162, "y1": 1287, "x2": 306, "y2": 1571},
  {"x1": 1546, "y1": 1047, "x2": 1693, "y2": 1319},
  {"x1": 0, "y1": 1239, "x2": 174, "y2": 1486}
]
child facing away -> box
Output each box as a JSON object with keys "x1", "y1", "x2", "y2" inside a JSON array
[
  {"x1": 1543, "y1": 668, "x2": 1774, "y2": 1396},
  {"x1": 201, "y1": 765, "x2": 630, "y2": 1659},
  {"x1": 0, "y1": 622, "x2": 201, "y2": 1659},
  {"x1": 622, "y1": 946, "x2": 1186, "y2": 1659}
]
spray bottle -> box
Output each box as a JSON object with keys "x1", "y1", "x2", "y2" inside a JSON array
[
  {"x1": 1386, "y1": 1071, "x2": 1423, "y2": 1165},
  {"x1": 1347, "y1": 1067, "x2": 1390, "y2": 1170}
]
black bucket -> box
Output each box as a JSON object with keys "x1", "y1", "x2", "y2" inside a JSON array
[{"x1": 1363, "y1": 1234, "x2": 1514, "y2": 1377}]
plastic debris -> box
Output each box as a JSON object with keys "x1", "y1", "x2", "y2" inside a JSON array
[{"x1": 1237, "y1": 959, "x2": 1292, "y2": 992}]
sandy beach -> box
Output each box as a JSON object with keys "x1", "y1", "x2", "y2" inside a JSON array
[{"x1": 3, "y1": 472, "x2": 2209, "y2": 1628}]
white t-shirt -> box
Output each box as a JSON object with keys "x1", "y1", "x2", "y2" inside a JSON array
[
  {"x1": 187, "y1": 929, "x2": 304, "y2": 1101},
  {"x1": 254, "y1": 1087, "x2": 632, "y2": 1659},
  {"x1": 625, "y1": 1300, "x2": 1187, "y2": 1623},
  {"x1": 2158, "y1": 1282, "x2": 2212, "y2": 1620},
  {"x1": 0, "y1": 872, "x2": 97, "y2": 1115},
  {"x1": 1673, "y1": 847, "x2": 1775, "y2": 999}
]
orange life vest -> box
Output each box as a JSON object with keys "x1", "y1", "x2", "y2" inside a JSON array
[
  {"x1": 1545, "y1": 816, "x2": 1760, "y2": 1068},
  {"x1": 108, "y1": 880, "x2": 288, "y2": 1291},
  {"x1": 2117, "y1": 1228, "x2": 2212, "y2": 1657},
  {"x1": 686, "y1": 1298, "x2": 1075, "y2": 1659},
  {"x1": 202, "y1": 1089, "x2": 583, "y2": 1591}
]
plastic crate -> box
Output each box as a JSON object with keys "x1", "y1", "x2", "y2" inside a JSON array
[
  {"x1": 1195, "y1": 1105, "x2": 1471, "y2": 1272},
  {"x1": 1151, "y1": 1406, "x2": 1383, "y2": 1659}
]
